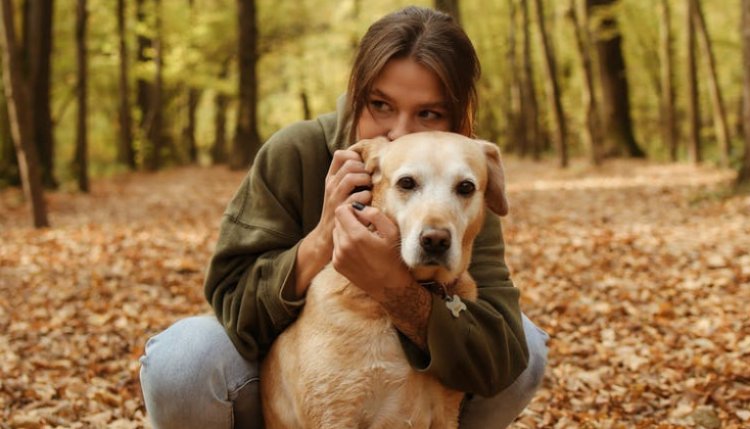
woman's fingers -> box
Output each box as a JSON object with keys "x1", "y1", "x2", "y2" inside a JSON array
[
  {"x1": 328, "y1": 150, "x2": 362, "y2": 177},
  {"x1": 351, "y1": 205, "x2": 398, "y2": 239}
]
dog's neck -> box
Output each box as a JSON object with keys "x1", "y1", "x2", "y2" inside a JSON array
[{"x1": 418, "y1": 277, "x2": 460, "y2": 300}]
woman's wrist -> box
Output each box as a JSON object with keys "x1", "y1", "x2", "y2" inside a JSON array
[
  {"x1": 293, "y1": 226, "x2": 333, "y2": 298},
  {"x1": 382, "y1": 277, "x2": 432, "y2": 350}
]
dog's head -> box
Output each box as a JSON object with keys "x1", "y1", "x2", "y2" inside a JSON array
[{"x1": 350, "y1": 131, "x2": 508, "y2": 282}]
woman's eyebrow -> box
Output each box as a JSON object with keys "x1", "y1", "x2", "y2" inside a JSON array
[
  {"x1": 370, "y1": 88, "x2": 392, "y2": 101},
  {"x1": 370, "y1": 89, "x2": 446, "y2": 109}
]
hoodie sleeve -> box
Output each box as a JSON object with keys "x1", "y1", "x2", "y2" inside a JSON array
[{"x1": 204, "y1": 121, "x2": 329, "y2": 362}]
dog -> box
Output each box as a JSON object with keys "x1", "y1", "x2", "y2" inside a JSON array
[{"x1": 260, "y1": 131, "x2": 509, "y2": 429}]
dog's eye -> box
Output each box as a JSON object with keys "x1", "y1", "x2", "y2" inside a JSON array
[
  {"x1": 396, "y1": 176, "x2": 417, "y2": 190},
  {"x1": 456, "y1": 180, "x2": 476, "y2": 196}
]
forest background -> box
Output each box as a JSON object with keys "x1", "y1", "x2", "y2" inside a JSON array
[
  {"x1": 1, "y1": 0, "x2": 749, "y2": 427},
  {"x1": 1, "y1": 0, "x2": 750, "y2": 214}
]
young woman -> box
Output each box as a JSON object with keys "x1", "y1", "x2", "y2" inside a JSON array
[{"x1": 139, "y1": 6, "x2": 548, "y2": 428}]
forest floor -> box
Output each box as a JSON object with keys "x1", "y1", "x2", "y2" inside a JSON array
[{"x1": 1, "y1": 157, "x2": 748, "y2": 428}]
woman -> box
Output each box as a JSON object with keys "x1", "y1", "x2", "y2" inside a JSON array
[{"x1": 140, "y1": 6, "x2": 548, "y2": 428}]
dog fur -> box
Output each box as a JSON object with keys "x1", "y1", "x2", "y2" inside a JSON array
[{"x1": 260, "y1": 131, "x2": 508, "y2": 429}]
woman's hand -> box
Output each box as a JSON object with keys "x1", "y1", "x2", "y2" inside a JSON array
[
  {"x1": 332, "y1": 204, "x2": 431, "y2": 349},
  {"x1": 332, "y1": 204, "x2": 410, "y2": 301},
  {"x1": 313, "y1": 150, "x2": 373, "y2": 257},
  {"x1": 294, "y1": 150, "x2": 372, "y2": 298}
]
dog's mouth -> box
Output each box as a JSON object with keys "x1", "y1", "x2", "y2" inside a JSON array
[{"x1": 416, "y1": 255, "x2": 448, "y2": 267}]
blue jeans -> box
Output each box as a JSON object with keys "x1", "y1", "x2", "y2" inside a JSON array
[{"x1": 139, "y1": 314, "x2": 548, "y2": 429}]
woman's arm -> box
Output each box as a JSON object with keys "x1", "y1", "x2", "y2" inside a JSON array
[{"x1": 204, "y1": 121, "x2": 371, "y2": 362}]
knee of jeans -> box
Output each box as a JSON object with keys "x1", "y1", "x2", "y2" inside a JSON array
[
  {"x1": 524, "y1": 325, "x2": 549, "y2": 391},
  {"x1": 140, "y1": 315, "x2": 253, "y2": 401}
]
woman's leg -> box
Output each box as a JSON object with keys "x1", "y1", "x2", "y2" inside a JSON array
[
  {"x1": 460, "y1": 313, "x2": 549, "y2": 429},
  {"x1": 139, "y1": 315, "x2": 263, "y2": 429}
]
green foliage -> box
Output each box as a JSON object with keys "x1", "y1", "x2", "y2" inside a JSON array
[{"x1": 1, "y1": 0, "x2": 740, "y2": 185}]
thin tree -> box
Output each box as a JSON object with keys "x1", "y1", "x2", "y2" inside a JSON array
[
  {"x1": 569, "y1": 0, "x2": 603, "y2": 165},
  {"x1": 0, "y1": 0, "x2": 49, "y2": 227},
  {"x1": 73, "y1": 0, "x2": 88, "y2": 192},
  {"x1": 211, "y1": 56, "x2": 231, "y2": 165},
  {"x1": 691, "y1": 0, "x2": 730, "y2": 167},
  {"x1": 686, "y1": 0, "x2": 701, "y2": 164},
  {"x1": 143, "y1": 0, "x2": 164, "y2": 171},
  {"x1": 182, "y1": 0, "x2": 199, "y2": 163},
  {"x1": 505, "y1": 0, "x2": 524, "y2": 153},
  {"x1": 184, "y1": 88, "x2": 200, "y2": 163},
  {"x1": 232, "y1": 0, "x2": 262, "y2": 169},
  {"x1": 659, "y1": 0, "x2": 678, "y2": 161},
  {"x1": 534, "y1": 0, "x2": 568, "y2": 167},
  {"x1": 299, "y1": 90, "x2": 312, "y2": 120},
  {"x1": 588, "y1": 0, "x2": 645, "y2": 158},
  {"x1": 434, "y1": 0, "x2": 461, "y2": 25},
  {"x1": 738, "y1": 0, "x2": 750, "y2": 186},
  {"x1": 520, "y1": 0, "x2": 541, "y2": 159},
  {"x1": 117, "y1": 0, "x2": 135, "y2": 169},
  {"x1": 25, "y1": 0, "x2": 56, "y2": 189},
  {"x1": 0, "y1": 84, "x2": 19, "y2": 186},
  {"x1": 136, "y1": 0, "x2": 150, "y2": 131}
]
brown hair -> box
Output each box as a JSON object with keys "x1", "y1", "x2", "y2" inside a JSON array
[{"x1": 345, "y1": 6, "x2": 481, "y2": 143}]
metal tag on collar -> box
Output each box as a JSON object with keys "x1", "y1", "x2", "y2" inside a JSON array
[{"x1": 445, "y1": 294, "x2": 466, "y2": 318}]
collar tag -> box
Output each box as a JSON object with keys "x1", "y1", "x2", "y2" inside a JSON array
[{"x1": 445, "y1": 295, "x2": 467, "y2": 318}]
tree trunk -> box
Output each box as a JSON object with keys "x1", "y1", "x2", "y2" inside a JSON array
[
  {"x1": 0, "y1": 0, "x2": 49, "y2": 227},
  {"x1": 434, "y1": 0, "x2": 461, "y2": 25},
  {"x1": 534, "y1": 0, "x2": 568, "y2": 168},
  {"x1": 0, "y1": 85, "x2": 20, "y2": 186},
  {"x1": 659, "y1": 0, "x2": 678, "y2": 162},
  {"x1": 25, "y1": 0, "x2": 56, "y2": 189},
  {"x1": 691, "y1": 0, "x2": 730, "y2": 167},
  {"x1": 212, "y1": 91, "x2": 228, "y2": 164},
  {"x1": 569, "y1": 0, "x2": 603, "y2": 165},
  {"x1": 143, "y1": 0, "x2": 163, "y2": 171},
  {"x1": 736, "y1": 94, "x2": 744, "y2": 138},
  {"x1": 182, "y1": 0, "x2": 198, "y2": 164},
  {"x1": 520, "y1": 0, "x2": 541, "y2": 159},
  {"x1": 505, "y1": 0, "x2": 523, "y2": 154},
  {"x1": 588, "y1": 0, "x2": 646, "y2": 158},
  {"x1": 183, "y1": 88, "x2": 200, "y2": 163},
  {"x1": 136, "y1": 0, "x2": 150, "y2": 128},
  {"x1": 738, "y1": 0, "x2": 750, "y2": 186},
  {"x1": 300, "y1": 90, "x2": 311, "y2": 120},
  {"x1": 73, "y1": 0, "x2": 88, "y2": 192},
  {"x1": 686, "y1": 0, "x2": 701, "y2": 164},
  {"x1": 232, "y1": 0, "x2": 262, "y2": 170},
  {"x1": 136, "y1": 0, "x2": 152, "y2": 165},
  {"x1": 211, "y1": 57, "x2": 231, "y2": 165},
  {"x1": 116, "y1": 0, "x2": 135, "y2": 169}
]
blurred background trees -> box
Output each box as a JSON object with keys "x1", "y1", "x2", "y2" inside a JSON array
[{"x1": 1, "y1": 0, "x2": 749, "y2": 226}]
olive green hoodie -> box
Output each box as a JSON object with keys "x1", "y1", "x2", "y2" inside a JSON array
[{"x1": 204, "y1": 101, "x2": 529, "y2": 397}]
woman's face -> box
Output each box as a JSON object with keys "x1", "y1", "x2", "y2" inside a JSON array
[{"x1": 356, "y1": 57, "x2": 451, "y2": 141}]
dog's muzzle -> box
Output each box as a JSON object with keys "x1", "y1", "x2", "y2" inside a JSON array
[{"x1": 418, "y1": 227, "x2": 451, "y2": 265}]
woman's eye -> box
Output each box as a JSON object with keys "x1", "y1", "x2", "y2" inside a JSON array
[
  {"x1": 418, "y1": 110, "x2": 443, "y2": 120},
  {"x1": 369, "y1": 100, "x2": 391, "y2": 113},
  {"x1": 397, "y1": 176, "x2": 417, "y2": 190},
  {"x1": 456, "y1": 180, "x2": 475, "y2": 196}
]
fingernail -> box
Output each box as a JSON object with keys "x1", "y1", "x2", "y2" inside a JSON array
[{"x1": 352, "y1": 201, "x2": 365, "y2": 211}]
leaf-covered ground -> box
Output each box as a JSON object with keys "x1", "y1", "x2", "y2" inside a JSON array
[{"x1": 1, "y1": 158, "x2": 748, "y2": 428}]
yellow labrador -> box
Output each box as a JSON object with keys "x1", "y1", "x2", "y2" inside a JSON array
[{"x1": 261, "y1": 131, "x2": 508, "y2": 429}]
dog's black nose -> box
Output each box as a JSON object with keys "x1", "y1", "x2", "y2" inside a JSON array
[{"x1": 420, "y1": 228, "x2": 451, "y2": 254}]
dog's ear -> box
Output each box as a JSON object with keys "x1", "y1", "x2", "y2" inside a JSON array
[
  {"x1": 478, "y1": 140, "x2": 509, "y2": 216},
  {"x1": 349, "y1": 136, "x2": 388, "y2": 178}
]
